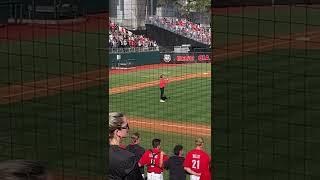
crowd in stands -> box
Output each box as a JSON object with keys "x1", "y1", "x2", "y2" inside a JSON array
[
  {"x1": 109, "y1": 18, "x2": 158, "y2": 49},
  {"x1": 149, "y1": 16, "x2": 211, "y2": 45}
]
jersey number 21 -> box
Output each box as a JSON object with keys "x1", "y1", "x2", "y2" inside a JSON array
[{"x1": 192, "y1": 160, "x2": 200, "y2": 169}]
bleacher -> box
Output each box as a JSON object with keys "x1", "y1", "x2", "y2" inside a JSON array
[
  {"x1": 148, "y1": 16, "x2": 211, "y2": 45},
  {"x1": 108, "y1": 18, "x2": 159, "y2": 53}
]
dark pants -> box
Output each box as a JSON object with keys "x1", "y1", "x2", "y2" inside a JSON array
[{"x1": 160, "y1": 88, "x2": 167, "y2": 100}]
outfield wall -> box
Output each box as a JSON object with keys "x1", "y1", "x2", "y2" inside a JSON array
[
  {"x1": 108, "y1": 51, "x2": 160, "y2": 67},
  {"x1": 160, "y1": 52, "x2": 211, "y2": 64}
]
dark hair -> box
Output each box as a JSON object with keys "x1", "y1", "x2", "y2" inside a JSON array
[
  {"x1": 131, "y1": 132, "x2": 140, "y2": 139},
  {"x1": 152, "y1": 138, "x2": 161, "y2": 148},
  {"x1": 160, "y1": 74, "x2": 163, "y2": 78},
  {"x1": 173, "y1": 145, "x2": 183, "y2": 155},
  {"x1": 0, "y1": 160, "x2": 49, "y2": 180},
  {"x1": 131, "y1": 132, "x2": 140, "y2": 143}
]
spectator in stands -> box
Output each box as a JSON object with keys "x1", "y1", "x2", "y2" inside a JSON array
[
  {"x1": 109, "y1": 18, "x2": 158, "y2": 49},
  {"x1": 126, "y1": 132, "x2": 146, "y2": 179},
  {"x1": 0, "y1": 160, "x2": 52, "y2": 180},
  {"x1": 163, "y1": 144, "x2": 186, "y2": 180},
  {"x1": 109, "y1": 112, "x2": 143, "y2": 180},
  {"x1": 149, "y1": 16, "x2": 211, "y2": 45}
]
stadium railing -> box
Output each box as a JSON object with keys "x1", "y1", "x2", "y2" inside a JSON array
[{"x1": 109, "y1": 46, "x2": 159, "y2": 54}]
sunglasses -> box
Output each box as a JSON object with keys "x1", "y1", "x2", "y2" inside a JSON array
[{"x1": 120, "y1": 123, "x2": 129, "y2": 130}]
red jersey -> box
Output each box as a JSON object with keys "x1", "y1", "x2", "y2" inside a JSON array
[
  {"x1": 184, "y1": 149, "x2": 211, "y2": 174},
  {"x1": 159, "y1": 78, "x2": 168, "y2": 88},
  {"x1": 139, "y1": 148, "x2": 168, "y2": 173},
  {"x1": 200, "y1": 170, "x2": 211, "y2": 180}
]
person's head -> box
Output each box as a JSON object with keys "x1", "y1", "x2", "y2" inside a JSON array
[
  {"x1": 173, "y1": 144, "x2": 183, "y2": 156},
  {"x1": 109, "y1": 112, "x2": 129, "y2": 144},
  {"x1": 131, "y1": 132, "x2": 140, "y2": 144},
  {"x1": 195, "y1": 137, "x2": 205, "y2": 148},
  {"x1": 160, "y1": 74, "x2": 163, "y2": 78},
  {"x1": 152, "y1": 138, "x2": 161, "y2": 149},
  {"x1": 0, "y1": 160, "x2": 51, "y2": 180}
]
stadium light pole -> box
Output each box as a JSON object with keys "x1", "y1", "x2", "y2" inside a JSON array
[
  {"x1": 151, "y1": 0, "x2": 153, "y2": 15},
  {"x1": 146, "y1": 0, "x2": 148, "y2": 19}
]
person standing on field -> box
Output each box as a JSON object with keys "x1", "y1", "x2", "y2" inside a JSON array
[
  {"x1": 126, "y1": 132, "x2": 146, "y2": 179},
  {"x1": 109, "y1": 112, "x2": 143, "y2": 180},
  {"x1": 159, "y1": 74, "x2": 169, "y2": 102},
  {"x1": 138, "y1": 138, "x2": 168, "y2": 180},
  {"x1": 184, "y1": 137, "x2": 211, "y2": 180},
  {"x1": 163, "y1": 144, "x2": 186, "y2": 180}
]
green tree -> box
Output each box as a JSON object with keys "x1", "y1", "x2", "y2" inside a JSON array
[
  {"x1": 185, "y1": 0, "x2": 210, "y2": 13},
  {"x1": 172, "y1": 0, "x2": 210, "y2": 19}
]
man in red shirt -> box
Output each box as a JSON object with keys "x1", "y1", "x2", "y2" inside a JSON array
[
  {"x1": 159, "y1": 74, "x2": 169, "y2": 102},
  {"x1": 184, "y1": 137, "x2": 211, "y2": 180},
  {"x1": 138, "y1": 138, "x2": 168, "y2": 180}
]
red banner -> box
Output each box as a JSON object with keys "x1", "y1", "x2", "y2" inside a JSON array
[
  {"x1": 176, "y1": 55, "x2": 195, "y2": 62},
  {"x1": 197, "y1": 55, "x2": 211, "y2": 61}
]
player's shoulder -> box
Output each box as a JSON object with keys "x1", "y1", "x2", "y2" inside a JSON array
[
  {"x1": 188, "y1": 149, "x2": 199, "y2": 154},
  {"x1": 199, "y1": 150, "x2": 211, "y2": 159},
  {"x1": 110, "y1": 145, "x2": 137, "y2": 163},
  {"x1": 136, "y1": 144, "x2": 145, "y2": 151}
]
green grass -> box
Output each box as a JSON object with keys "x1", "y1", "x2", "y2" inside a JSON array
[
  {"x1": 213, "y1": 48, "x2": 320, "y2": 179},
  {"x1": 0, "y1": 74, "x2": 211, "y2": 177},
  {"x1": 110, "y1": 63, "x2": 211, "y2": 88},
  {"x1": 0, "y1": 85, "x2": 107, "y2": 176},
  {"x1": 0, "y1": 30, "x2": 106, "y2": 86},
  {"x1": 110, "y1": 78, "x2": 211, "y2": 125},
  {"x1": 214, "y1": 6, "x2": 320, "y2": 46},
  {"x1": 122, "y1": 128, "x2": 211, "y2": 180}
]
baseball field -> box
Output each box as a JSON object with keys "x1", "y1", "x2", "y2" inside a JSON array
[{"x1": 0, "y1": 4, "x2": 319, "y2": 180}]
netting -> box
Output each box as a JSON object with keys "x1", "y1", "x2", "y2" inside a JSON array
[
  {"x1": 108, "y1": 0, "x2": 211, "y2": 179},
  {"x1": 0, "y1": 1, "x2": 107, "y2": 179},
  {"x1": 213, "y1": 3, "x2": 318, "y2": 180}
]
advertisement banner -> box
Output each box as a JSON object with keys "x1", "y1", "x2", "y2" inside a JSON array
[
  {"x1": 161, "y1": 52, "x2": 211, "y2": 64},
  {"x1": 176, "y1": 54, "x2": 195, "y2": 62},
  {"x1": 196, "y1": 54, "x2": 211, "y2": 62}
]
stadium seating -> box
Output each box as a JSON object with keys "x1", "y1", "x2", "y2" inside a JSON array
[
  {"x1": 109, "y1": 18, "x2": 158, "y2": 49},
  {"x1": 149, "y1": 16, "x2": 211, "y2": 45}
]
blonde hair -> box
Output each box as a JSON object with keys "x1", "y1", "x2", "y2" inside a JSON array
[
  {"x1": 195, "y1": 137, "x2": 204, "y2": 146},
  {"x1": 109, "y1": 112, "x2": 125, "y2": 139}
]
